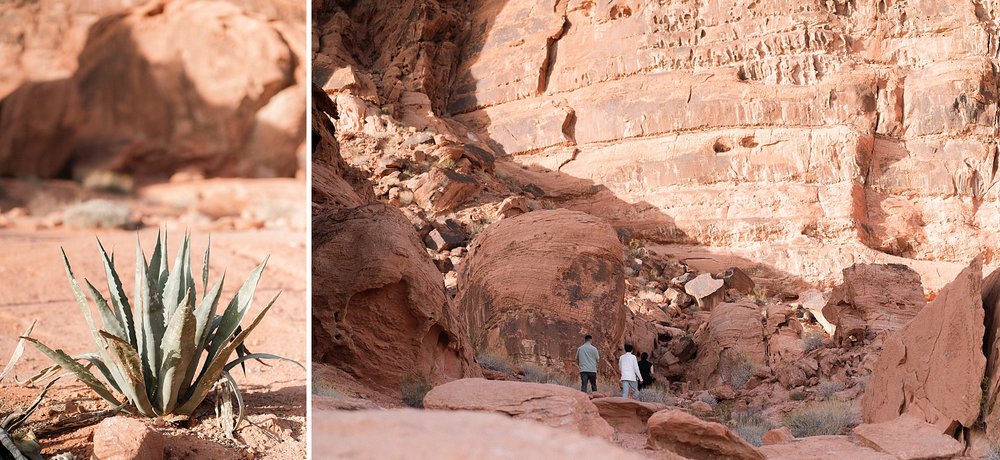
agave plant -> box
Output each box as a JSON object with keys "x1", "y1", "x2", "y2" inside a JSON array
[
  {"x1": 0, "y1": 381, "x2": 51, "y2": 460},
  {"x1": 24, "y1": 231, "x2": 295, "y2": 427}
]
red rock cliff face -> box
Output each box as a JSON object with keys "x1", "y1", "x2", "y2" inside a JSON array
[{"x1": 315, "y1": 0, "x2": 1000, "y2": 286}]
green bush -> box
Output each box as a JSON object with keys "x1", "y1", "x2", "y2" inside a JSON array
[
  {"x1": 816, "y1": 380, "x2": 845, "y2": 400},
  {"x1": 784, "y1": 401, "x2": 859, "y2": 437},
  {"x1": 477, "y1": 352, "x2": 513, "y2": 374},
  {"x1": 730, "y1": 409, "x2": 775, "y2": 447},
  {"x1": 402, "y1": 374, "x2": 432, "y2": 408}
]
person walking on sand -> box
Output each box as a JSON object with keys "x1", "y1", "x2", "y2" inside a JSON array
[
  {"x1": 577, "y1": 335, "x2": 599, "y2": 393},
  {"x1": 638, "y1": 352, "x2": 655, "y2": 390},
  {"x1": 619, "y1": 344, "x2": 643, "y2": 399}
]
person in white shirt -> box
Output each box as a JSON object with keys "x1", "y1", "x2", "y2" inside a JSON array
[{"x1": 618, "y1": 344, "x2": 643, "y2": 399}]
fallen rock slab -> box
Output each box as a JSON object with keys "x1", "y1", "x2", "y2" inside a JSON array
[
  {"x1": 92, "y1": 416, "x2": 164, "y2": 460},
  {"x1": 861, "y1": 257, "x2": 986, "y2": 434},
  {"x1": 759, "y1": 435, "x2": 893, "y2": 460},
  {"x1": 312, "y1": 409, "x2": 647, "y2": 459},
  {"x1": 685, "y1": 274, "x2": 725, "y2": 310},
  {"x1": 852, "y1": 415, "x2": 963, "y2": 460},
  {"x1": 424, "y1": 378, "x2": 614, "y2": 440},
  {"x1": 822, "y1": 263, "x2": 926, "y2": 346},
  {"x1": 761, "y1": 427, "x2": 794, "y2": 446},
  {"x1": 591, "y1": 397, "x2": 669, "y2": 434},
  {"x1": 646, "y1": 408, "x2": 764, "y2": 459}
]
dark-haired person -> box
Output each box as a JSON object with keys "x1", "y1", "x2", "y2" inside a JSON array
[
  {"x1": 577, "y1": 334, "x2": 599, "y2": 393},
  {"x1": 638, "y1": 352, "x2": 655, "y2": 390},
  {"x1": 618, "y1": 344, "x2": 643, "y2": 398}
]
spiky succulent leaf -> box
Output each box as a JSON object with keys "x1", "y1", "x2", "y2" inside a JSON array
[
  {"x1": 1, "y1": 321, "x2": 34, "y2": 382},
  {"x1": 140, "y1": 245, "x2": 166, "y2": 388},
  {"x1": 97, "y1": 239, "x2": 137, "y2": 348},
  {"x1": 157, "y1": 289, "x2": 198, "y2": 414},
  {"x1": 83, "y1": 280, "x2": 127, "y2": 341},
  {"x1": 178, "y1": 291, "x2": 280, "y2": 415},
  {"x1": 204, "y1": 258, "x2": 268, "y2": 367},
  {"x1": 99, "y1": 332, "x2": 157, "y2": 417},
  {"x1": 22, "y1": 337, "x2": 120, "y2": 406}
]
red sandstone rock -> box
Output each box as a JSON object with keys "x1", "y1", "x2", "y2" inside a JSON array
[
  {"x1": 413, "y1": 168, "x2": 480, "y2": 213},
  {"x1": 759, "y1": 435, "x2": 894, "y2": 460},
  {"x1": 312, "y1": 409, "x2": 646, "y2": 459},
  {"x1": 822, "y1": 264, "x2": 926, "y2": 346},
  {"x1": 690, "y1": 302, "x2": 766, "y2": 389},
  {"x1": 646, "y1": 408, "x2": 764, "y2": 460},
  {"x1": 761, "y1": 427, "x2": 794, "y2": 446},
  {"x1": 590, "y1": 397, "x2": 669, "y2": 434},
  {"x1": 92, "y1": 416, "x2": 163, "y2": 460},
  {"x1": 862, "y1": 257, "x2": 986, "y2": 433},
  {"x1": 852, "y1": 415, "x2": 963, "y2": 460},
  {"x1": 456, "y1": 209, "x2": 627, "y2": 372},
  {"x1": 423, "y1": 378, "x2": 614, "y2": 440},
  {"x1": 685, "y1": 274, "x2": 726, "y2": 311}
]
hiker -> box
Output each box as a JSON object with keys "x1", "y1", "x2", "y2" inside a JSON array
[
  {"x1": 638, "y1": 352, "x2": 655, "y2": 390},
  {"x1": 577, "y1": 334, "x2": 599, "y2": 393},
  {"x1": 619, "y1": 344, "x2": 643, "y2": 398}
]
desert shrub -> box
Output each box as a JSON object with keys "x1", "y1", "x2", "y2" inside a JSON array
[
  {"x1": 402, "y1": 374, "x2": 432, "y2": 408},
  {"x1": 721, "y1": 354, "x2": 755, "y2": 389},
  {"x1": 477, "y1": 352, "x2": 513, "y2": 374},
  {"x1": 699, "y1": 393, "x2": 718, "y2": 407},
  {"x1": 985, "y1": 443, "x2": 1000, "y2": 460},
  {"x1": 80, "y1": 170, "x2": 135, "y2": 194},
  {"x1": 783, "y1": 401, "x2": 859, "y2": 437},
  {"x1": 634, "y1": 385, "x2": 674, "y2": 405},
  {"x1": 816, "y1": 380, "x2": 846, "y2": 400},
  {"x1": 803, "y1": 332, "x2": 825, "y2": 351},
  {"x1": 750, "y1": 287, "x2": 769, "y2": 306},
  {"x1": 730, "y1": 409, "x2": 775, "y2": 447},
  {"x1": 62, "y1": 199, "x2": 133, "y2": 229},
  {"x1": 790, "y1": 390, "x2": 807, "y2": 401},
  {"x1": 23, "y1": 231, "x2": 298, "y2": 432},
  {"x1": 520, "y1": 363, "x2": 550, "y2": 383}
]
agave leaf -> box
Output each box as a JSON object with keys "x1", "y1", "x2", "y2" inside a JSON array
[
  {"x1": 181, "y1": 275, "x2": 225, "y2": 392},
  {"x1": 162, "y1": 234, "x2": 191, "y2": 325},
  {"x1": 220, "y1": 370, "x2": 244, "y2": 437},
  {"x1": 201, "y1": 235, "x2": 211, "y2": 295},
  {"x1": 97, "y1": 238, "x2": 136, "y2": 348},
  {"x1": 156, "y1": 289, "x2": 198, "y2": 414},
  {"x1": 7, "y1": 377, "x2": 58, "y2": 431},
  {"x1": 23, "y1": 337, "x2": 120, "y2": 406},
  {"x1": 84, "y1": 279, "x2": 127, "y2": 341},
  {"x1": 223, "y1": 353, "x2": 301, "y2": 373},
  {"x1": 134, "y1": 238, "x2": 151, "y2": 389},
  {"x1": 100, "y1": 332, "x2": 157, "y2": 417},
  {"x1": 0, "y1": 429, "x2": 29, "y2": 460},
  {"x1": 177, "y1": 291, "x2": 279, "y2": 415},
  {"x1": 1, "y1": 321, "x2": 35, "y2": 382},
  {"x1": 140, "y1": 251, "x2": 165, "y2": 389},
  {"x1": 204, "y1": 258, "x2": 268, "y2": 368}
]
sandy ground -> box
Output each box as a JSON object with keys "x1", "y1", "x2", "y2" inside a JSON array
[{"x1": 0, "y1": 228, "x2": 307, "y2": 459}]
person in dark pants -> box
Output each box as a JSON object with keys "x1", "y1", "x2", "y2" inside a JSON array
[
  {"x1": 638, "y1": 352, "x2": 655, "y2": 390},
  {"x1": 577, "y1": 335, "x2": 599, "y2": 393}
]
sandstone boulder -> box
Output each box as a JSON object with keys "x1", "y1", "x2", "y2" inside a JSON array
[
  {"x1": 312, "y1": 409, "x2": 646, "y2": 459},
  {"x1": 982, "y1": 268, "x2": 1000, "y2": 438},
  {"x1": 719, "y1": 267, "x2": 755, "y2": 295},
  {"x1": 92, "y1": 416, "x2": 163, "y2": 460},
  {"x1": 414, "y1": 168, "x2": 480, "y2": 213},
  {"x1": 423, "y1": 378, "x2": 614, "y2": 440},
  {"x1": 761, "y1": 427, "x2": 794, "y2": 446},
  {"x1": 685, "y1": 274, "x2": 726, "y2": 311},
  {"x1": 862, "y1": 257, "x2": 986, "y2": 433},
  {"x1": 646, "y1": 408, "x2": 764, "y2": 460},
  {"x1": 798, "y1": 289, "x2": 835, "y2": 336},
  {"x1": 456, "y1": 209, "x2": 627, "y2": 372},
  {"x1": 852, "y1": 415, "x2": 963, "y2": 460},
  {"x1": 690, "y1": 302, "x2": 766, "y2": 389},
  {"x1": 759, "y1": 435, "x2": 894, "y2": 460},
  {"x1": 590, "y1": 397, "x2": 669, "y2": 434},
  {"x1": 822, "y1": 264, "x2": 926, "y2": 346}
]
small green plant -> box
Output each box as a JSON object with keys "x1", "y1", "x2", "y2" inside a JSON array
[
  {"x1": 729, "y1": 409, "x2": 775, "y2": 447},
  {"x1": 790, "y1": 390, "x2": 807, "y2": 401},
  {"x1": 721, "y1": 354, "x2": 755, "y2": 389},
  {"x1": 803, "y1": 331, "x2": 825, "y2": 351},
  {"x1": 520, "y1": 363, "x2": 550, "y2": 383},
  {"x1": 783, "y1": 401, "x2": 859, "y2": 437},
  {"x1": 816, "y1": 380, "x2": 845, "y2": 400},
  {"x1": 634, "y1": 385, "x2": 674, "y2": 405},
  {"x1": 476, "y1": 352, "x2": 513, "y2": 374},
  {"x1": 24, "y1": 231, "x2": 298, "y2": 431},
  {"x1": 402, "y1": 374, "x2": 432, "y2": 408}
]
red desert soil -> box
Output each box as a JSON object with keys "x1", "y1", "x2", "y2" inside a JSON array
[{"x1": 0, "y1": 229, "x2": 306, "y2": 459}]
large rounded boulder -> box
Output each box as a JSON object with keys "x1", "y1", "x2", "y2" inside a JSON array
[{"x1": 456, "y1": 209, "x2": 627, "y2": 372}]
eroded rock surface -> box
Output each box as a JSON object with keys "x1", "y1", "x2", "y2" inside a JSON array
[{"x1": 646, "y1": 408, "x2": 764, "y2": 460}]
